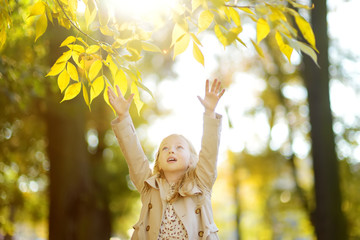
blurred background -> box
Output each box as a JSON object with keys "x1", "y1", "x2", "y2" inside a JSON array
[{"x1": 0, "y1": 0, "x2": 359, "y2": 239}]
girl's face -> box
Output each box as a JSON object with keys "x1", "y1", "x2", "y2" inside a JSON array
[{"x1": 158, "y1": 135, "x2": 191, "y2": 176}]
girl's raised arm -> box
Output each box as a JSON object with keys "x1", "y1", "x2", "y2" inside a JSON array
[
  {"x1": 197, "y1": 79, "x2": 225, "y2": 118},
  {"x1": 108, "y1": 85, "x2": 134, "y2": 121}
]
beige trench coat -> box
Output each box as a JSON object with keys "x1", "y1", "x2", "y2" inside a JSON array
[{"x1": 111, "y1": 113, "x2": 222, "y2": 240}]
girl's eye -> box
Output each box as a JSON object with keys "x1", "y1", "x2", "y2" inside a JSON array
[
  {"x1": 162, "y1": 147, "x2": 168, "y2": 151},
  {"x1": 177, "y1": 145, "x2": 184, "y2": 149}
]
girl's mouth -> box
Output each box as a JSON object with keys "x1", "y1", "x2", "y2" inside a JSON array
[{"x1": 167, "y1": 157, "x2": 177, "y2": 162}]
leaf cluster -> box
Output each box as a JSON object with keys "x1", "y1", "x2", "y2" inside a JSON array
[{"x1": 22, "y1": 0, "x2": 319, "y2": 113}]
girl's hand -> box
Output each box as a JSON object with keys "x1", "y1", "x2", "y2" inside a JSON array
[
  {"x1": 197, "y1": 79, "x2": 225, "y2": 117},
  {"x1": 108, "y1": 85, "x2": 134, "y2": 120}
]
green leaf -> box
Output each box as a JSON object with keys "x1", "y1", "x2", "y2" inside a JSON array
[
  {"x1": 61, "y1": 82, "x2": 81, "y2": 102},
  {"x1": 198, "y1": 10, "x2": 214, "y2": 33},
  {"x1": 88, "y1": 59, "x2": 102, "y2": 81},
  {"x1": 193, "y1": 42, "x2": 204, "y2": 66},
  {"x1": 67, "y1": 62, "x2": 79, "y2": 81},
  {"x1": 58, "y1": 69, "x2": 70, "y2": 93},
  {"x1": 173, "y1": 33, "x2": 190, "y2": 59},
  {"x1": 35, "y1": 13, "x2": 47, "y2": 42},
  {"x1": 256, "y1": 18, "x2": 270, "y2": 43},
  {"x1": 90, "y1": 76, "x2": 104, "y2": 103}
]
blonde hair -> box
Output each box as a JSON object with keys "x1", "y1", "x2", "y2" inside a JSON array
[{"x1": 150, "y1": 134, "x2": 205, "y2": 202}]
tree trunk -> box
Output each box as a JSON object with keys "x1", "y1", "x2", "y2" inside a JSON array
[
  {"x1": 302, "y1": 0, "x2": 347, "y2": 239},
  {"x1": 45, "y1": 24, "x2": 111, "y2": 240}
]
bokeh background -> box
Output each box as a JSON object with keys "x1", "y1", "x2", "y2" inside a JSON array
[{"x1": 1, "y1": 0, "x2": 359, "y2": 239}]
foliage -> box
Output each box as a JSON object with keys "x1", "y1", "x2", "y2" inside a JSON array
[{"x1": 1, "y1": 0, "x2": 318, "y2": 113}]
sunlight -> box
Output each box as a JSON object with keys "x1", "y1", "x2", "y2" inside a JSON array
[{"x1": 108, "y1": 0, "x2": 176, "y2": 24}]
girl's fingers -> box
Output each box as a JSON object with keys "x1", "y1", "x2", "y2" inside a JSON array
[
  {"x1": 215, "y1": 80, "x2": 221, "y2": 93},
  {"x1": 218, "y1": 89, "x2": 225, "y2": 99},
  {"x1": 116, "y1": 85, "x2": 123, "y2": 98},
  {"x1": 205, "y1": 79, "x2": 209, "y2": 94},
  {"x1": 211, "y1": 79, "x2": 217, "y2": 92}
]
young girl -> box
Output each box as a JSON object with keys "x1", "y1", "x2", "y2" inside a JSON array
[{"x1": 108, "y1": 79, "x2": 225, "y2": 240}]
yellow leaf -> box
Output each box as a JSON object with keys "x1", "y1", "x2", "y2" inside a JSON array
[
  {"x1": 214, "y1": 24, "x2": 227, "y2": 47},
  {"x1": 67, "y1": 44, "x2": 85, "y2": 53},
  {"x1": 100, "y1": 26, "x2": 114, "y2": 36},
  {"x1": 142, "y1": 41, "x2": 162, "y2": 52},
  {"x1": 67, "y1": 62, "x2": 79, "y2": 81},
  {"x1": 88, "y1": 59, "x2": 102, "y2": 81},
  {"x1": 72, "y1": 52, "x2": 81, "y2": 68},
  {"x1": 90, "y1": 76, "x2": 104, "y2": 103},
  {"x1": 106, "y1": 54, "x2": 118, "y2": 80},
  {"x1": 131, "y1": 82, "x2": 143, "y2": 115},
  {"x1": 229, "y1": 8, "x2": 241, "y2": 26},
  {"x1": 85, "y1": 5, "x2": 97, "y2": 29},
  {"x1": 198, "y1": 10, "x2": 214, "y2": 33},
  {"x1": 251, "y1": 39, "x2": 264, "y2": 58},
  {"x1": 193, "y1": 42, "x2": 204, "y2": 66},
  {"x1": 60, "y1": 36, "x2": 76, "y2": 47},
  {"x1": 237, "y1": 7, "x2": 254, "y2": 15},
  {"x1": 294, "y1": 14, "x2": 317, "y2": 50},
  {"x1": 269, "y1": 6, "x2": 287, "y2": 22},
  {"x1": 46, "y1": 61, "x2": 66, "y2": 76},
  {"x1": 35, "y1": 13, "x2": 47, "y2": 42},
  {"x1": 286, "y1": 0, "x2": 313, "y2": 10},
  {"x1": 173, "y1": 34, "x2": 190, "y2": 59},
  {"x1": 171, "y1": 22, "x2": 188, "y2": 47},
  {"x1": 192, "y1": 0, "x2": 203, "y2": 12},
  {"x1": 297, "y1": 41, "x2": 318, "y2": 66},
  {"x1": 28, "y1": 1, "x2": 45, "y2": 18},
  {"x1": 98, "y1": 2, "x2": 109, "y2": 26},
  {"x1": 61, "y1": 82, "x2": 81, "y2": 102},
  {"x1": 56, "y1": 50, "x2": 72, "y2": 64},
  {"x1": 275, "y1": 32, "x2": 293, "y2": 62},
  {"x1": 115, "y1": 69, "x2": 128, "y2": 96},
  {"x1": 103, "y1": 80, "x2": 116, "y2": 114},
  {"x1": 256, "y1": 18, "x2": 270, "y2": 44},
  {"x1": 76, "y1": 37, "x2": 89, "y2": 48},
  {"x1": 190, "y1": 33, "x2": 202, "y2": 46},
  {"x1": 227, "y1": 27, "x2": 242, "y2": 44},
  {"x1": 83, "y1": 84, "x2": 90, "y2": 109},
  {"x1": 86, "y1": 45, "x2": 100, "y2": 54},
  {"x1": 58, "y1": 70, "x2": 70, "y2": 93}
]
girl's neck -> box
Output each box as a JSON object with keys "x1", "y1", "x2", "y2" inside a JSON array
[{"x1": 164, "y1": 171, "x2": 184, "y2": 185}]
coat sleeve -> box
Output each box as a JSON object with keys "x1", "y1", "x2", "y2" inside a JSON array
[
  {"x1": 196, "y1": 113, "x2": 222, "y2": 191},
  {"x1": 111, "y1": 115, "x2": 152, "y2": 192}
]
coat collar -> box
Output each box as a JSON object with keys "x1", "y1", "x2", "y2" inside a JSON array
[{"x1": 144, "y1": 175, "x2": 202, "y2": 196}]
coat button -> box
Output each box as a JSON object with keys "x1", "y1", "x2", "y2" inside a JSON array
[
  {"x1": 195, "y1": 208, "x2": 201, "y2": 214},
  {"x1": 146, "y1": 225, "x2": 150, "y2": 231},
  {"x1": 198, "y1": 231, "x2": 204, "y2": 237},
  {"x1": 148, "y1": 203, "x2": 152, "y2": 209}
]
